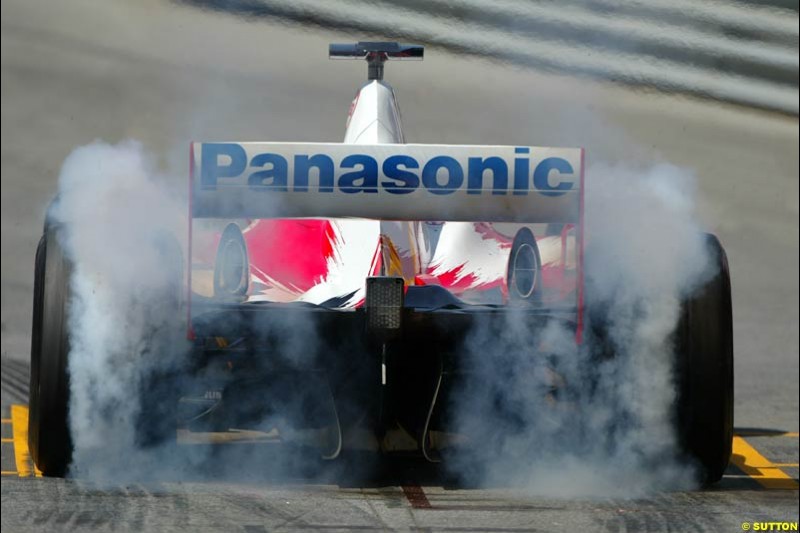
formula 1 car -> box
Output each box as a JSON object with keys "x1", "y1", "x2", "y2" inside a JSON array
[{"x1": 28, "y1": 42, "x2": 733, "y2": 482}]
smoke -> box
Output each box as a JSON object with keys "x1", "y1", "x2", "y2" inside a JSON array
[
  {"x1": 445, "y1": 161, "x2": 712, "y2": 497},
  {"x1": 49, "y1": 140, "x2": 356, "y2": 483},
  {"x1": 49, "y1": 140, "x2": 191, "y2": 478},
  {"x1": 49, "y1": 138, "x2": 713, "y2": 496}
]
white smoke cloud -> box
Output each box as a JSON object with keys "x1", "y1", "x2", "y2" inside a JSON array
[
  {"x1": 48, "y1": 139, "x2": 715, "y2": 495},
  {"x1": 446, "y1": 161, "x2": 712, "y2": 497},
  {"x1": 50, "y1": 140, "x2": 190, "y2": 478},
  {"x1": 49, "y1": 140, "x2": 343, "y2": 482}
]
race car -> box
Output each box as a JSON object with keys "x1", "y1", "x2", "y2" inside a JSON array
[{"x1": 28, "y1": 42, "x2": 733, "y2": 481}]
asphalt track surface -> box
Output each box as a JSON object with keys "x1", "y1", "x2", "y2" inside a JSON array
[{"x1": 1, "y1": 0, "x2": 798, "y2": 531}]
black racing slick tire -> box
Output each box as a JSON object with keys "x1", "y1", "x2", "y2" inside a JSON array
[
  {"x1": 28, "y1": 227, "x2": 73, "y2": 477},
  {"x1": 507, "y1": 228, "x2": 542, "y2": 304},
  {"x1": 675, "y1": 233, "x2": 734, "y2": 484}
]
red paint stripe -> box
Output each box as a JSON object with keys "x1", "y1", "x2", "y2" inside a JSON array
[
  {"x1": 402, "y1": 485, "x2": 432, "y2": 509},
  {"x1": 244, "y1": 219, "x2": 338, "y2": 293},
  {"x1": 575, "y1": 147, "x2": 586, "y2": 344}
]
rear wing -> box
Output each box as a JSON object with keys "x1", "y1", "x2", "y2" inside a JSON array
[
  {"x1": 188, "y1": 142, "x2": 587, "y2": 341},
  {"x1": 190, "y1": 143, "x2": 584, "y2": 223},
  {"x1": 329, "y1": 41, "x2": 423, "y2": 80},
  {"x1": 329, "y1": 42, "x2": 424, "y2": 60}
]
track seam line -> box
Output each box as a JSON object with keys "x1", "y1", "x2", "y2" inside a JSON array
[
  {"x1": 0, "y1": 374, "x2": 30, "y2": 401},
  {"x1": 2, "y1": 363, "x2": 30, "y2": 382}
]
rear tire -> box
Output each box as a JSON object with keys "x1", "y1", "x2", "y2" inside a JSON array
[
  {"x1": 28, "y1": 226, "x2": 73, "y2": 477},
  {"x1": 675, "y1": 233, "x2": 734, "y2": 484}
]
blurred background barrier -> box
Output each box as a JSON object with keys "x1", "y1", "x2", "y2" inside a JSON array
[{"x1": 183, "y1": 0, "x2": 799, "y2": 115}]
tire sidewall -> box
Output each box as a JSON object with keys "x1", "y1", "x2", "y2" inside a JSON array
[
  {"x1": 676, "y1": 233, "x2": 734, "y2": 484},
  {"x1": 29, "y1": 226, "x2": 73, "y2": 476}
]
